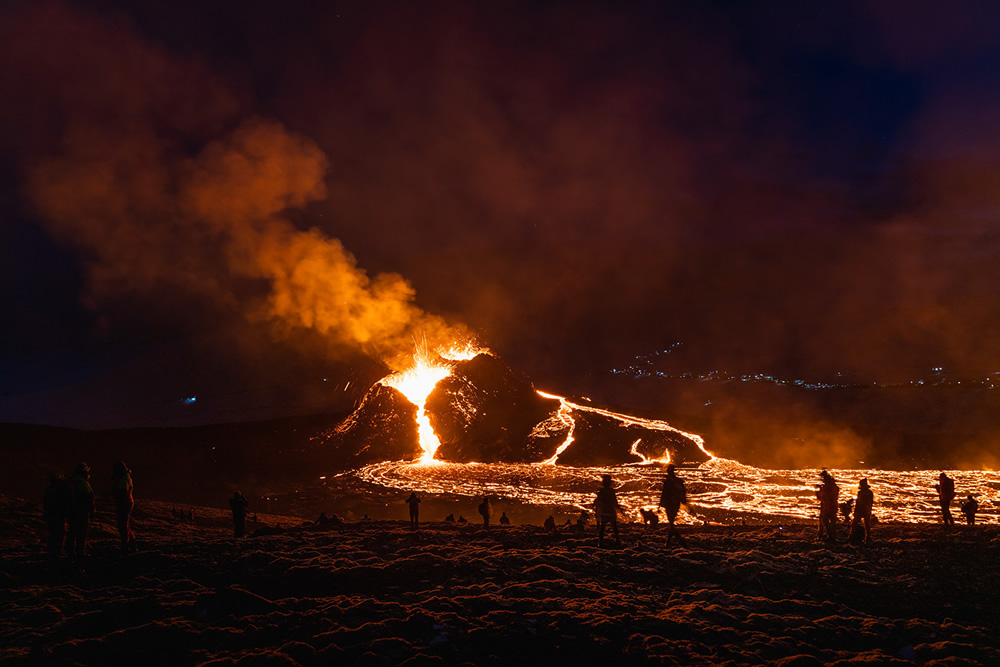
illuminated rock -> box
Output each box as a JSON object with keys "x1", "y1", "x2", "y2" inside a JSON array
[
  {"x1": 553, "y1": 407, "x2": 711, "y2": 466},
  {"x1": 333, "y1": 351, "x2": 710, "y2": 467},
  {"x1": 426, "y1": 354, "x2": 565, "y2": 463},
  {"x1": 329, "y1": 383, "x2": 422, "y2": 463}
]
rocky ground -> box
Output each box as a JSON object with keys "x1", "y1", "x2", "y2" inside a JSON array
[{"x1": 1, "y1": 494, "x2": 998, "y2": 666}]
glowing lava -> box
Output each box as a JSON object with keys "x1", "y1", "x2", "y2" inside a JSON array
[
  {"x1": 535, "y1": 390, "x2": 712, "y2": 465},
  {"x1": 380, "y1": 342, "x2": 483, "y2": 464},
  {"x1": 536, "y1": 391, "x2": 577, "y2": 465}
]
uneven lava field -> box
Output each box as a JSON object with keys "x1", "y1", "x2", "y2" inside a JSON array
[{"x1": 1, "y1": 495, "x2": 999, "y2": 665}]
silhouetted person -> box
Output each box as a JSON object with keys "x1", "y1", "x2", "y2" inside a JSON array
[
  {"x1": 594, "y1": 474, "x2": 622, "y2": 547},
  {"x1": 658, "y1": 464, "x2": 687, "y2": 546},
  {"x1": 499, "y1": 511, "x2": 510, "y2": 526},
  {"x1": 543, "y1": 515, "x2": 556, "y2": 533},
  {"x1": 960, "y1": 494, "x2": 979, "y2": 525},
  {"x1": 444, "y1": 513, "x2": 455, "y2": 522},
  {"x1": 457, "y1": 515, "x2": 467, "y2": 524},
  {"x1": 816, "y1": 470, "x2": 839, "y2": 541},
  {"x1": 66, "y1": 462, "x2": 95, "y2": 559},
  {"x1": 478, "y1": 496, "x2": 492, "y2": 528},
  {"x1": 840, "y1": 498, "x2": 854, "y2": 525},
  {"x1": 229, "y1": 491, "x2": 249, "y2": 538},
  {"x1": 576, "y1": 511, "x2": 589, "y2": 531},
  {"x1": 406, "y1": 492, "x2": 421, "y2": 529},
  {"x1": 935, "y1": 472, "x2": 956, "y2": 526},
  {"x1": 111, "y1": 460, "x2": 137, "y2": 554},
  {"x1": 43, "y1": 473, "x2": 68, "y2": 557},
  {"x1": 849, "y1": 478, "x2": 874, "y2": 543}
]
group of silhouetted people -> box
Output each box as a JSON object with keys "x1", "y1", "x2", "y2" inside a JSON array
[
  {"x1": 589, "y1": 464, "x2": 689, "y2": 548},
  {"x1": 48, "y1": 459, "x2": 983, "y2": 556},
  {"x1": 935, "y1": 472, "x2": 980, "y2": 526},
  {"x1": 43, "y1": 460, "x2": 136, "y2": 558},
  {"x1": 405, "y1": 493, "x2": 511, "y2": 530},
  {"x1": 815, "y1": 469, "x2": 983, "y2": 543}
]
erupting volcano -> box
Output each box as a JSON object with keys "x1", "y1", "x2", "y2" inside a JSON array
[
  {"x1": 333, "y1": 344, "x2": 712, "y2": 468},
  {"x1": 378, "y1": 343, "x2": 483, "y2": 464}
]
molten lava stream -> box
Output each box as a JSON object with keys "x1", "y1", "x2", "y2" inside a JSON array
[{"x1": 536, "y1": 390, "x2": 577, "y2": 465}]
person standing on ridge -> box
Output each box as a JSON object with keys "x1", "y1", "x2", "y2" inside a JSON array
[
  {"x1": 935, "y1": 472, "x2": 956, "y2": 526},
  {"x1": 406, "y1": 492, "x2": 421, "y2": 529},
  {"x1": 478, "y1": 496, "x2": 492, "y2": 528},
  {"x1": 816, "y1": 470, "x2": 839, "y2": 541},
  {"x1": 849, "y1": 478, "x2": 874, "y2": 543},
  {"x1": 43, "y1": 473, "x2": 68, "y2": 557},
  {"x1": 111, "y1": 460, "x2": 137, "y2": 554},
  {"x1": 229, "y1": 491, "x2": 250, "y2": 538},
  {"x1": 658, "y1": 464, "x2": 687, "y2": 547},
  {"x1": 66, "y1": 462, "x2": 95, "y2": 559},
  {"x1": 594, "y1": 474, "x2": 622, "y2": 547}
]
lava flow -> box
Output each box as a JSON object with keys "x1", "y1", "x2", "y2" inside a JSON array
[{"x1": 351, "y1": 346, "x2": 998, "y2": 524}]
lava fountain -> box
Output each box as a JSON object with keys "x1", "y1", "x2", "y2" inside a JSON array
[{"x1": 379, "y1": 342, "x2": 483, "y2": 464}]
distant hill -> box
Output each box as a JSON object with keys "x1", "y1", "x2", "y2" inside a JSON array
[{"x1": 0, "y1": 413, "x2": 361, "y2": 508}]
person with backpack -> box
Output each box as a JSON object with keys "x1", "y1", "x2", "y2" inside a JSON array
[{"x1": 935, "y1": 472, "x2": 956, "y2": 526}]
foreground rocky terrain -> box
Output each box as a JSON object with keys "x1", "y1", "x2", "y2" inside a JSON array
[{"x1": 1, "y1": 494, "x2": 998, "y2": 666}]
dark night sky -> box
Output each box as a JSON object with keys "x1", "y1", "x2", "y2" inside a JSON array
[{"x1": 4, "y1": 0, "x2": 1000, "y2": 430}]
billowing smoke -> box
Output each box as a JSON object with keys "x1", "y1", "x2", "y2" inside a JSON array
[{"x1": 3, "y1": 2, "x2": 466, "y2": 372}]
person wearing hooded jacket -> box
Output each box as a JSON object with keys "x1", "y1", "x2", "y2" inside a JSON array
[
  {"x1": 594, "y1": 474, "x2": 622, "y2": 547},
  {"x1": 66, "y1": 462, "x2": 95, "y2": 558},
  {"x1": 112, "y1": 460, "x2": 137, "y2": 554},
  {"x1": 849, "y1": 478, "x2": 874, "y2": 543},
  {"x1": 960, "y1": 494, "x2": 979, "y2": 525},
  {"x1": 816, "y1": 470, "x2": 839, "y2": 541}
]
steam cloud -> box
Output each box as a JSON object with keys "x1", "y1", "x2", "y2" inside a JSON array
[{"x1": 4, "y1": 2, "x2": 467, "y2": 371}]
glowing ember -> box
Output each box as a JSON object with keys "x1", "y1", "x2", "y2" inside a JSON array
[{"x1": 380, "y1": 342, "x2": 486, "y2": 464}]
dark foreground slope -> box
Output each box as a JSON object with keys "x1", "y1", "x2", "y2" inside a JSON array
[{"x1": 1, "y1": 495, "x2": 998, "y2": 666}]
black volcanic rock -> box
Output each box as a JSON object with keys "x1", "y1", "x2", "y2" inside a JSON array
[
  {"x1": 426, "y1": 354, "x2": 564, "y2": 463},
  {"x1": 326, "y1": 384, "x2": 421, "y2": 463},
  {"x1": 553, "y1": 407, "x2": 710, "y2": 467}
]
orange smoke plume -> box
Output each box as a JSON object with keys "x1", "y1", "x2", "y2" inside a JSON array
[{"x1": 11, "y1": 4, "x2": 468, "y2": 371}]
